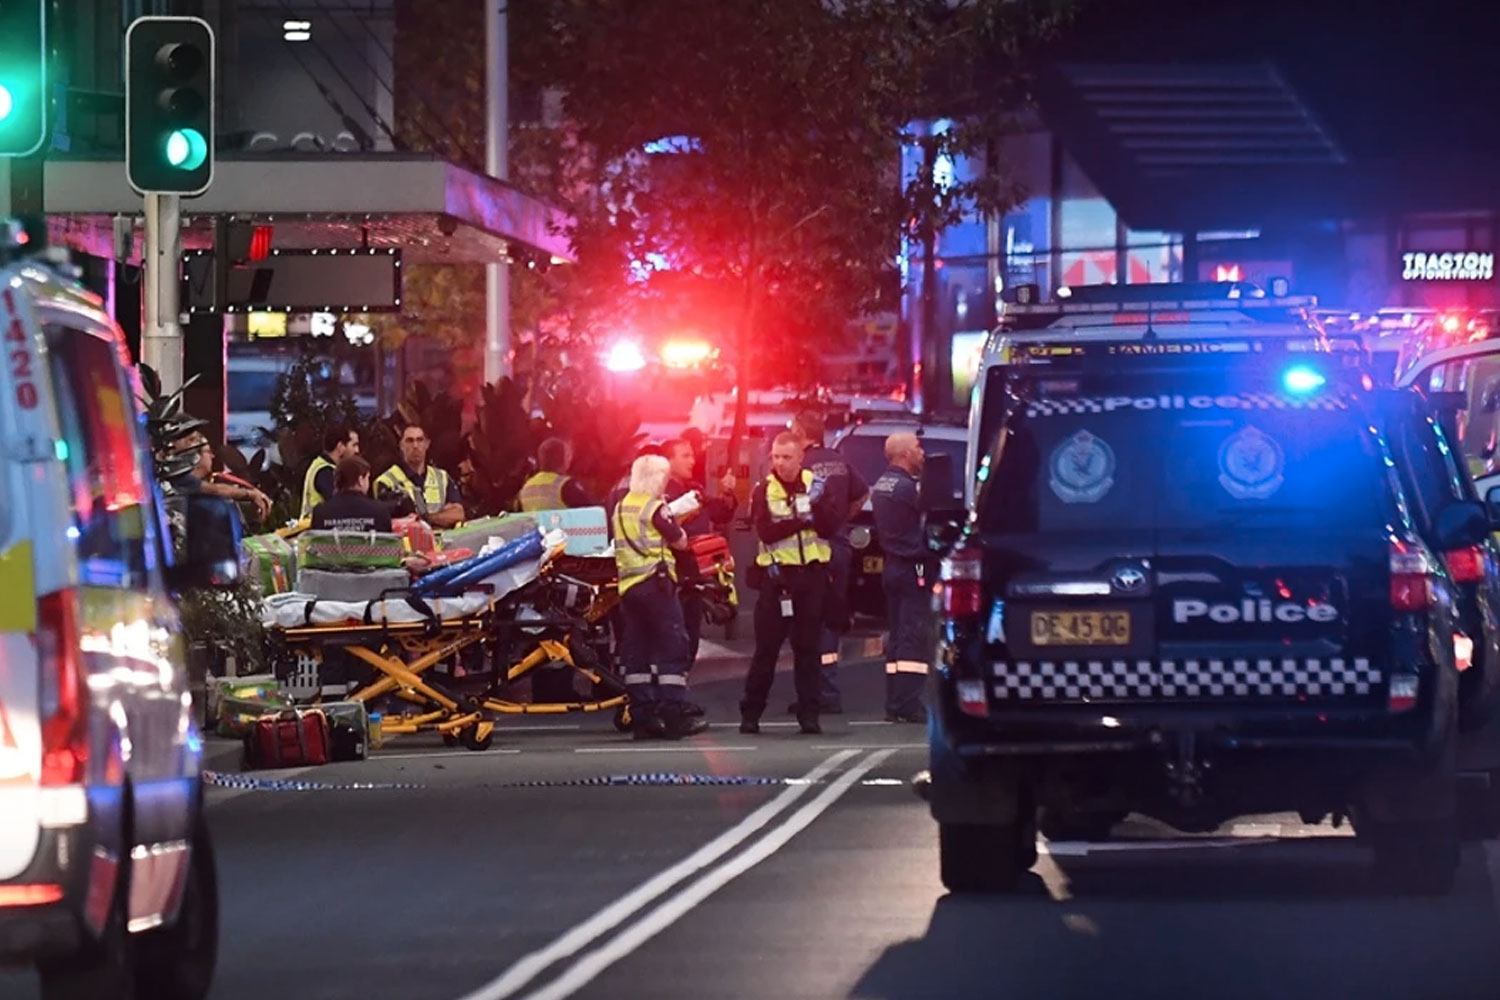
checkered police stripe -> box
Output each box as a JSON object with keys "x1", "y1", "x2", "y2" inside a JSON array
[
  {"x1": 1024, "y1": 393, "x2": 1349, "y2": 418},
  {"x1": 993, "y1": 657, "x2": 1381, "y2": 700}
]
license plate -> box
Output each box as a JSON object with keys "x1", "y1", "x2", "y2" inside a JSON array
[
  {"x1": 864, "y1": 557, "x2": 883, "y2": 574},
  {"x1": 1030, "y1": 610, "x2": 1130, "y2": 646}
]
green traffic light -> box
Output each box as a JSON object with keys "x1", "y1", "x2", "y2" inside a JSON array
[
  {"x1": 164, "y1": 127, "x2": 208, "y2": 170},
  {"x1": 0, "y1": 85, "x2": 12, "y2": 123}
]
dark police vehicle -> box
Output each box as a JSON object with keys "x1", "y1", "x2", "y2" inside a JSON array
[{"x1": 929, "y1": 283, "x2": 1500, "y2": 896}]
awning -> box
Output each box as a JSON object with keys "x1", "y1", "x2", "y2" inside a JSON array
[{"x1": 39, "y1": 153, "x2": 574, "y2": 265}]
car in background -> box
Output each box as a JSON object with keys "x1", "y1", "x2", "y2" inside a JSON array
[
  {"x1": 832, "y1": 415, "x2": 969, "y2": 619},
  {"x1": 227, "y1": 352, "x2": 377, "y2": 464}
]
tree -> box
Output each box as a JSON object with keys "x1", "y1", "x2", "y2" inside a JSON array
[{"x1": 512, "y1": 0, "x2": 1072, "y2": 448}]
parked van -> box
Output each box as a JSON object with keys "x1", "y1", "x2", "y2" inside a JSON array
[{"x1": 0, "y1": 227, "x2": 236, "y2": 999}]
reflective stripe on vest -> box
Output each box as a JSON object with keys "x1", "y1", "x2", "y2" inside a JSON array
[
  {"x1": 756, "y1": 471, "x2": 831, "y2": 567},
  {"x1": 300, "y1": 455, "x2": 335, "y2": 519},
  {"x1": 519, "y1": 471, "x2": 570, "y2": 512},
  {"x1": 375, "y1": 464, "x2": 450, "y2": 514},
  {"x1": 613, "y1": 492, "x2": 674, "y2": 596}
]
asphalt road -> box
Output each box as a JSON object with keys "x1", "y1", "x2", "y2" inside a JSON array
[{"x1": 8, "y1": 651, "x2": 1500, "y2": 999}]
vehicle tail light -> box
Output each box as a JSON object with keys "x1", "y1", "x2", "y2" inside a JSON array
[
  {"x1": 1446, "y1": 546, "x2": 1485, "y2": 584},
  {"x1": 939, "y1": 548, "x2": 983, "y2": 621},
  {"x1": 36, "y1": 590, "x2": 86, "y2": 786},
  {"x1": 1388, "y1": 674, "x2": 1419, "y2": 713},
  {"x1": 1389, "y1": 542, "x2": 1437, "y2": 612},
  {"x1": 0, "y1": 884, "x2": 63, "y2": 907},
  {"x1": 956, "y1": 679, "x2": 989, "y2": 718}
]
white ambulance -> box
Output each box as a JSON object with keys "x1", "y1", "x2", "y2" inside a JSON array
[{"x1": 0, "y1": 223, "x2": 235, "y2": 999}]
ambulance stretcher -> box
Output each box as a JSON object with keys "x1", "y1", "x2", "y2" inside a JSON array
[{"x1": 260, "y1": 531, "x2": 631, "y2": 750}]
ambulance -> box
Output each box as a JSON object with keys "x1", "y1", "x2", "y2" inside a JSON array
[{"x1": 0, "y1": 221, "x2": 236, "y2": 999}]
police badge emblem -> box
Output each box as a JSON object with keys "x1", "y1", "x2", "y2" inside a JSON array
[
  {"x1": 1218, "y1": 426, "x2": 1285, "y2": 500},
  {"x1": 1049, "y1": 430, "x2": 1116, "y2": 504}
]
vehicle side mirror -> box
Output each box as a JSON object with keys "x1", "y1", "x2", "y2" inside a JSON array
[
  {"x1": 1435, "y1": 500, "x2": 1490, "y2": 550},
  {"x1": 170, "y1": 495, "x2": 244, "y2": 590},
  {"x1": 920, "y1": 453, "x2": 957, "y2": 512},
  {"x1": 1487, "y1": 487, "x2": 1500, "y2": 529}
]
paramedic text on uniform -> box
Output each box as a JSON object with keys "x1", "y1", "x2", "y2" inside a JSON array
[
  {"x1": 740, "y1": 432, "x2": 837, "y2": 736},
  {"x1": 375, "y1": 422, "x2": 466, "y2": 529},
  {"x1": 312, "y1": 456, "x2": 393, "y2": 533},
  {"x1": 871, "y1": 432, "x2": 930, "y2": 723},
  {"x1": 613, "y1": 453, "x2": 710, "y2": 740}
]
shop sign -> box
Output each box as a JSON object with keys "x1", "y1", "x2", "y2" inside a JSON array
[{"x1": 1401, "y1": 251, "x2": 1494, "y2": 282}]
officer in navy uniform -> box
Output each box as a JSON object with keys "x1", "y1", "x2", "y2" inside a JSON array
[
  {"x1": 870, "y1": 431, "x2": 929, "y2": 723},
  {"x1": 791, "y1": 410, "x2": 868, "y2": 715}
]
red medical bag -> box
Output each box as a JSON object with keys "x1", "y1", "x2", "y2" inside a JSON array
[{"x1": 246, "y1": 709, "x2": 332, "y2": 769}]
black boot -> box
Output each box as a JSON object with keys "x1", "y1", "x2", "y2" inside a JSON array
[
  {"x1": 739, "y1": 700, "x2": 762, "y2": 735},
  {"x1": 661, "y1": 702, "x2": 709, "y2": 739},
  {"x1": 633, "y1": 704, "x2": 666, "y2": 740},
  {"x1": 797, "y1": 711, "x2": 822, "y2": 736}
]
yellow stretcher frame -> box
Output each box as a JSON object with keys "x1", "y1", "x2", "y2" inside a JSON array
[{"x1": 268, "y1": 567, "x2": 630, "y2": 751}]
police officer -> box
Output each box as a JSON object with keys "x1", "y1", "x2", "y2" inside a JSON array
[
  {"x1": 740, "y1": 432, "x2": 836, "y2": 735},
  {"x1": 871, "y1": 431, "x2": 929, "y2": 723},
  {"x1": 300, "y1": 424, "x2": 360, "y2": 520},
  {"x1": 375, "y1": 422, "x2": 466, "y2": 528},
  {"x1": 791, "y1": 410, "x2": 869, "y2": 715},
  {"x1": 519, "y1": 437, "x2": 592, "y2": 511},
  {"x1": 613, "y1": 453, "x2": 708, "y2": 740},
  {"x1": 311, "y1": 456, "x2": 393, "y2": 532}
]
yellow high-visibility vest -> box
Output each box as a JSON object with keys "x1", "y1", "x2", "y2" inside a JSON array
[
  {"x1": 375, "y1": 463, "x2": 451, "y2": 514},
  {"x1": 519, "y1": 471, "x2": 571, "y2": 512},
  {"x1": 300, "y1": 454, "x2": 335, "y2": 519},
  {"x1": 613, "y1": 491, "x2": 675, "y2": 596},
  {"x1": 755, "y1": 471, "x2": 831, "y2": 567}
]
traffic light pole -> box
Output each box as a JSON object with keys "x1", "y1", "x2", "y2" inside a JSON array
[{"x1": 142, "y1": 191, "x2": 184, "y2": 391}]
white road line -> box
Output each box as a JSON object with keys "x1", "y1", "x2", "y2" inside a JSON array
[
  {"x1": 518, "y1": 749, "x2": 897, "y2": 1000},
  {"x1": 572, "y1": 745, "x2": 757, "y2": 754},
  {"x1": 810, "y1": 743, "x2": 925, "y2": 751},
  {"x1": 848, "y1": 720, "x2": 895, "y2": 727},
  {"x1": 496, "y1": 725, "x2": 583, "y2": 732},
  {"x1": 454, "y1": 748, "x2": 863, "y2": 1000},
  {"x1": 373, "y1": 749, "x2": 523, "y2": 762}
]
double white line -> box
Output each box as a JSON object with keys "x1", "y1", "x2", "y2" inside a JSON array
[{"x1": 456, "y1": 747, "x2": 896, "y2": 1000}]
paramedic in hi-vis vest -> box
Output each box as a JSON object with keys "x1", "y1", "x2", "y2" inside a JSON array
[
  {"x1": 300, "y1": 424, "x2": 360, "y2": 519},
  {"x1": 375, "y1": 422, "x2": 466, "y2": 528},
  {"x1": 519, "y1": 437, "x2": 593, "y2": 511},
  {"x1": 613, "y1": 454, "x2": 709, "y2": 740},
  {"x1": 740, "y1": 432, "x2": 838, "y2": 736}
]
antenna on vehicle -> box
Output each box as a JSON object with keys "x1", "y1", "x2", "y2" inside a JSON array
[{"x1": 1143, "y1": 297, "x2": 1158, "y2": 340}]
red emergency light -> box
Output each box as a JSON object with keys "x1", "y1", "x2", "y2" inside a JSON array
[{"x1": 248, "y1": 225, "x2": 273, "y2": 262}]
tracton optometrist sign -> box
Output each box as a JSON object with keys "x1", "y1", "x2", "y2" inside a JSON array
[{"x1": 1401, "y1": 251, "x2": 1495, "y2": 282}]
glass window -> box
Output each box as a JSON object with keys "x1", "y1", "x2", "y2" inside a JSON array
[
  {"x1": 1059, "y1": 154, "x2": 1116, "y2": 287},
  {"x1": 44, "y1": 323, "x2": 151, "y2": 588},
  {"x1": 227, "y1": 370, "x2": 283, "y2": 412}
]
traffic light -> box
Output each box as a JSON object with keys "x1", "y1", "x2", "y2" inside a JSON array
[
  {"x1": 0, "y1": 1, "x2": 48, "y2": 157},
  {"x1": 126, "y1": 16, "x2": 214, "y2": 195}
]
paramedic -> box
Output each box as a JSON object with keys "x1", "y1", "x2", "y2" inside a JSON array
[
  {"x1": 792, "y1": 409, "x2": 868, "y2": 715},
  {"x1": 301, "y1": 424, "x2": 361, "y2": 519},
  {"x1": 312, "y1": 456, "x2": 393, "y2": 532},
  {"x1": 740, "y1": 432, "x2": 837, "y2": 736},
  {"x1": 520, "y1": 437, "x2": 592, "y2": 511},
  {"x1": 613, "y1": 453, "x2": 708, "y2": 740},
  {"x1": 870, "y1": 432, "x2": 929, "y2": 723},
  {"x1": 375, "y1": 422, "x2": 466, "y2": 528}
]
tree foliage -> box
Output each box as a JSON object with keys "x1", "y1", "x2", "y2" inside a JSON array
[{"x1": 511, "y1": 0, "x2": 1072, "y2": 439}]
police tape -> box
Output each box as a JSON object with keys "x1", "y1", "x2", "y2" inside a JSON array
[{"x1": 202, "y1": 771, "x2": 910, "y2": 792}]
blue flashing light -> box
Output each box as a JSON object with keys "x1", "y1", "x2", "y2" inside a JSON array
[{"x1": 1282, "y1": 365, "x2": 1326, "y2": 394}]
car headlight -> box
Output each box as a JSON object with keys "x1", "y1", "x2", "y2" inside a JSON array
[{"x1": 849, "y1": 525, "x2": 872, "y2": 550}]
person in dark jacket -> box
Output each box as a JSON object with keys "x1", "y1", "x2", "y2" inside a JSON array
[
  {"x1": 870, "y1": 432, "x2": 928, "y2": 722},
  {"x1": 312, "y1": 455, "x2": 393, "y2": 533},
  {"x1": 663, "y1": 437, "x2": 738, "y2": 670}
]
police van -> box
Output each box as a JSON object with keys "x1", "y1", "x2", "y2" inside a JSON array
[
  {"x1": 0, "y1": 224, "x2": 237, "y2": 998},
  {"x1": 929, "y1": 281, "x2": 1500, "y2": 896}
]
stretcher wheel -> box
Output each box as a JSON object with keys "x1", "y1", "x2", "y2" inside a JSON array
[
  {"x1": 613, "y1": 706, "x2": 632, "y2": 732},
  {"x1": 442, "y1": 732, "x2": 460, "y2": 748},
  {"x1": 461, "y1": 727, "x2": 493, "y2": 751}
]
